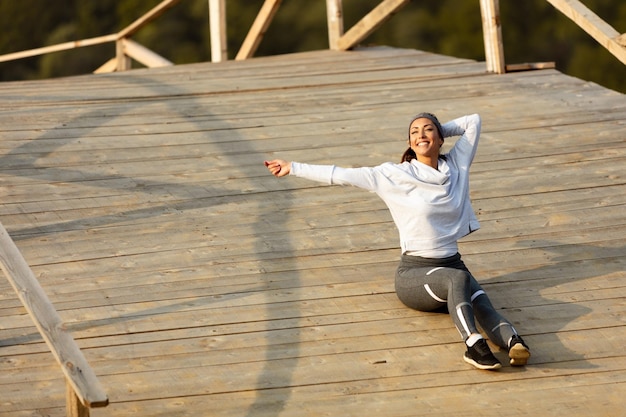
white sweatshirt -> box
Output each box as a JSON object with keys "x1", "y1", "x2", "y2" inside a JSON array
[{"x1": 290, "y1": 114, "x2": 482, "y2": 258}]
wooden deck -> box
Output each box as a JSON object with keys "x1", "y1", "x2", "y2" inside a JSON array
[{"x1": 0, "y1": 46, "x2": 625, "y2": 416}]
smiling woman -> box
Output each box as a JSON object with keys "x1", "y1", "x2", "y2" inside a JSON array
[
  {"x1": 264, "y1": 112, "x2": 531, "y2": 371},
  {"x1": 402, "y1": 112, "x2": 446, "y2": 168}
]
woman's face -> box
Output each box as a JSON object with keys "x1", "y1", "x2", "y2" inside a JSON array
[{"x1": 408, "y1": 117, "x2": 443, "y2": 159}]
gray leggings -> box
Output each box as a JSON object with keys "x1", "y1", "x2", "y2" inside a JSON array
[{"x1": 395, "y1": 253, "x2": 517, "y2": 348}]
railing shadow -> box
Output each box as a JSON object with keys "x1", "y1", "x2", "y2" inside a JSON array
[{"x1": 0, "y1": 70, "x2": 302, "y2": 415}]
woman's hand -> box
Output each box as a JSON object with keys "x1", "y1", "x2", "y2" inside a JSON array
[{"x1": 264, "y1": 159, "x2": 291, "y2": 177}]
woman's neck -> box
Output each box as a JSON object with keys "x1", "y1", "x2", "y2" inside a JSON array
[{"x1": 416, "y1": 155, "x2": 439, "y2": 170}]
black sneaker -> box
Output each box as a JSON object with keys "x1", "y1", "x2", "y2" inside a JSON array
[
  {"x1": 508, "y1": 335, "x2": 530, "y2": 366},
  {"x1": 463, "y1": 338, "x2": 502, "y2": 370}
]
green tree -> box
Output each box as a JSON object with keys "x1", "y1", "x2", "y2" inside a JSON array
[
  {"x1": 0, "y1": 0, "x2": 74, "y2": 79},
  {"x1": 0, "y1": 0, "x2": 624, "y2": 92}
]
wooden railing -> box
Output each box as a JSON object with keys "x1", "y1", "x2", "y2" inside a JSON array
[
  {"x1": 480, "y1": 0, "x2": 626, "y2": 73},
  {"x1": 0, "y1": 0, "x2": 623, "y2": 75},
  {"x1": 0, "y1": 0, "x2": 181, "y2": 72},
  {"x1": 0, "y1": 223, "x2": 108, "y2": 417}
]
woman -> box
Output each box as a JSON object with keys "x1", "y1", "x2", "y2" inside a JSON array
[{"x1": 264, "y1": 113, "x2": 530, "y2": 370}]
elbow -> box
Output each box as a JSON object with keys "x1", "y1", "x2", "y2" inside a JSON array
[{"x1": 469, "y1": 114, "x2": 482, "y2": 132}]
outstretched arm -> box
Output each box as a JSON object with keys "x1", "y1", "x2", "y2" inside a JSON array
[
  {"x1": 265, "y1": 159, "x2": 383, "y2": 192},
  {"x1": 264, "y1": 159, "x2": 292, "y2": 177}
]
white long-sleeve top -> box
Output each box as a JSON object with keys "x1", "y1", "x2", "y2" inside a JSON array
[{"x1": 290, "y1": 114, "x2": 482, "y2": 258}]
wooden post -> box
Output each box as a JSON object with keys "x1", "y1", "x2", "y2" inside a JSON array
[
  {"x1": 326, "y1": 0, "x2": 344, "y2": 50},
  {"x1": 67, "y1": 380, "x2": 90, "y2": 417},
  {"x1": 208, "y1": 0, "x2": 228, "y2": 62},
  {"x1": 479, "y1": 0, "x2": 505, "y2": 73},
  {"x1": 115, "y1": 39, "x2": 132, "y2": 71},
  {"x1": 235, "y1": 0, "x2": 282, "y2": 60}
]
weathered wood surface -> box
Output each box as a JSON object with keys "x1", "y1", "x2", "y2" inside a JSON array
[{"x1": 0, "y1": 46, "x2": 624, "y2": 416}]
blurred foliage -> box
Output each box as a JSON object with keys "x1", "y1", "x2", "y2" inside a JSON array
[{"x1": 0, "y1": 0, "x2": 624, "y2": 92}]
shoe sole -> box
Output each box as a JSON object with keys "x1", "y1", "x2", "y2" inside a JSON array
[
  {"x1": 463, "y1": 354, "x2": 502, "y2": 370},
  {"x1": 509, "y1": 343, "x2": 531, "y2": 366}
]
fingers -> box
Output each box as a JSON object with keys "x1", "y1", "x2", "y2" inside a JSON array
[
  {"x1": 264, "y1": 160, "x2": 279, "y2": 175},
  {"x1": 264, "y1": 160, "x2": 289, "y2": 177}
]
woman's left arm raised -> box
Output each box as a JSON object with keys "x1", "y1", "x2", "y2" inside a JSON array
[{"x1": 441, "y1": 114, "x2": 482, "y2": 167}]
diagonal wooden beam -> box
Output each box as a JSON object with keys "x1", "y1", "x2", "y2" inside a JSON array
[
  {"x1": 118, "y1": 0, "x2": 182, "y2": 39},
  {"x1": 122, "y1": 38, "x2": 174, "y2": 68},
  {"x1": 235, "y1": 0, "x2": 283, "y2": 60},
  {"x1": 337, "y1": 0, "x2": 411, "y2": 51},
  {"x1": 545, "y1": 0, "x2": 626, "y2": 65}
]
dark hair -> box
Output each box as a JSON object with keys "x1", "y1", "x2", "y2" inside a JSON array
[
  {"x1": 401, "y1": 147, "x2": 417, "y2": 163},
  {"x1": 401, "y1": 147, "x2": 447, "y2": 163}
]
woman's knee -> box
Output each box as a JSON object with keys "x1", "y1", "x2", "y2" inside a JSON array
[{"x1": 446, "y1": 270, "x2": 472, "y2": 294}]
